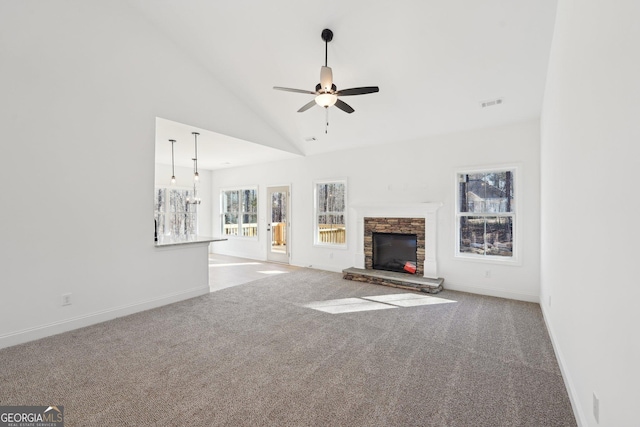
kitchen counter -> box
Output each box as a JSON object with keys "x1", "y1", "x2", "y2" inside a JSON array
[{"x1": 155, "y1": 235, "x2": 227, "y2": 247}]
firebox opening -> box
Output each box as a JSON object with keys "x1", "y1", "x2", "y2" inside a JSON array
[{"x1": 372, "y1": 232, "x2": 418, "y2": 275}]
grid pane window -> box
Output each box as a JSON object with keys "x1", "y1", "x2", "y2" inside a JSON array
[
  {"x1": 222, "y1": 190, "x2": 239, "y2": 236},
  {"x1": 221, "y1": 188, "x2": 258, "y2": 238},
  {"x1": 155, "y1": 188, "x2": 167, "y2": 235},
  {"x1": 241, "y1": 189, "x2": 258, "y2": 237},
  {"x1": 315, "y1": 181, "x2": 346, "y2": 245},
  {"x1": 154, "y1": 187, "x2": 197, "y2": 238},
  {"x1": 457, "y1": 169, "x2": 515, "y2": 259}
]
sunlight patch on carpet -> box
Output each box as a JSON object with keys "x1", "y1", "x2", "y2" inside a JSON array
[
  {"x1": 363, "y1": 293, "x2": 456, "y2": 307},
  {"x1": 303, "y1": 298, "x2": 397, "y2": 314},
  {"x1": 304, "y1": 293, "x2": 456, "y2": 314}
]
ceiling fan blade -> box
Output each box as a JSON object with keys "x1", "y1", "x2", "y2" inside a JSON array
[
  {"x1": 336, "y1": 86, "x2": 379, "y2": 96},
  {"x1": 320, "y1": 66, "x2": 333, "y2": 91},
  {"x1": 335, "y1": 99, "x2": 354, "y2": 114},
  {"x1": 273, "y1": 86, "x2": 316, "y2": 95},
  {"x1": 297, "y1": 100, "x2": 317, "y2": 113}
]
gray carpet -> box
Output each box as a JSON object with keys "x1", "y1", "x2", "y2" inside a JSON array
[{"x1": 0, "y1": 269, "x2": 576, "y2": 426}]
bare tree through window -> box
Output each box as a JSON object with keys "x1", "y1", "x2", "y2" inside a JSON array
[
  {"x1": 154, "y1": 187, "x2": 197, "y2": 238},
  {"x1": 221, "y1": 188, "x2": 258, "y2": 237},
  {"x1": 315, "y1": 181, "x2": 346, "y2": 245},
  {"x1": 457, "y1": 170, "x2": 514, "y2": 258}
]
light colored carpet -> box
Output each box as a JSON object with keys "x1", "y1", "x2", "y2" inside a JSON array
[{"x1": 0, "y1": 269, "x2": 576, "y2": 426}]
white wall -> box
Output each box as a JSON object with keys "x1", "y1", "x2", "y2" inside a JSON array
[
  {"x1": 212, "y1": 119, "x2": 541, "y2": 302},
  {"x1": 0, "y1": 1, "x2": 288, "y2": 348},
  {"x1": 540, "y1": 0, "x2": 640, "y2": 425}
]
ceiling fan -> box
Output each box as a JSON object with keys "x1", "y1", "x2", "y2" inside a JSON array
[{"x1": 273, "y1": 28, "x2": 379, "y2": 114}]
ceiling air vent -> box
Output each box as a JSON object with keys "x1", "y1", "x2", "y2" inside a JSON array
[{"x1": 480, "y1": 98, "x2": 504, "y2": 108}]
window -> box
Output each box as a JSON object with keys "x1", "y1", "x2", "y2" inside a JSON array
[
  {"x1": 154, "y1": 187, "x2": 198, "y2": 237},
  {"x1": 314, "y1": 180, "x2": 347, "y2": 246},
  {"x1": 221, "y1": 188, "x2": 258, "y2": 237},
  {"x1": 456, "y1": 168, "x2": 516, "y2": 261}
]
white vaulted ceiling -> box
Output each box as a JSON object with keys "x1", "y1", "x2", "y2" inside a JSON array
[
  {"x1": 154, "y1": 118, "x2": 301, "y2": 171},
  {"x1": 138, "y1": 0, "x2": 558, "y2": 165}
]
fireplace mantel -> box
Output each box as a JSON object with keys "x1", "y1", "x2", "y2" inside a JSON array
[{"x1": 351, "y1": 202, "x2": 442, "y2": 279}]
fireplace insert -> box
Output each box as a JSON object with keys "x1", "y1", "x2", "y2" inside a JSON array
[{"x1": 372, "y1": 232, "x2": 418, "y2": 274}]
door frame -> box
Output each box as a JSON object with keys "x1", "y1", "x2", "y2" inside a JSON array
[{"x1": 266, "y1": 185, "x2": 291, "y2": 264}]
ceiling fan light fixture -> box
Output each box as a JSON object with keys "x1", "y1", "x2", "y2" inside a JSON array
[
  {"x1": 315, "y1": 93, "x2": 338, "y2": 108},
  {"x1": 320, "y1": 66, "x2": 333, "y2": 90},
  {"x1": 273, "y1": 28, "x2": 378, "y2": 116}
]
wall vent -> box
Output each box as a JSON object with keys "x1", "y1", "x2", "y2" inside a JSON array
[{"x1": 480, "y1": 98, "x2": 504, "y2": 108}]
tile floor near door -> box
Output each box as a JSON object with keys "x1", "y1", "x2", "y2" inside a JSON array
[{"x1": 208, "y1": 253, "x2": 300, "y2": 292}]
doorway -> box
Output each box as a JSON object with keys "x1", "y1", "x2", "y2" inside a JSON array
[{"x1": 267, "y1": 186, "x2": 290, "y2": 263}]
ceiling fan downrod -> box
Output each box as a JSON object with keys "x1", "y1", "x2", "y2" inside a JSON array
[{"x1": 321, "y1": 28, "x2": 333, "y2": 67}]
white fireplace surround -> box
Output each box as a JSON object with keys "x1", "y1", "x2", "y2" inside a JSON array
[{"x1": 351, "y1": 202, "x2": 443, "y2": 279}]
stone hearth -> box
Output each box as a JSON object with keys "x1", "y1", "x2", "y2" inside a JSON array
[{"x1": 343, "y1": 267, "x2": 444, "y2": 294}]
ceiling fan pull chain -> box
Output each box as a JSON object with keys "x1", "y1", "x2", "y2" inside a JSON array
[{"x1": 325, "y1": 108, "x2": 329, "y2": 134}]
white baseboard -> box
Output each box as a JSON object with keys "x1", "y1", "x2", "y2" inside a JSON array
[
  {"x1": 307, "y1": 263, "x2": 344, "y2": 273},
  {"x1": 0, "y1": 286, "x2": 209, "y2": 350},
  {"x1": 443, "y1": 282, "x2": 539, "y2": 303},
  {"x1": 541, "y1": 304, "x2": 585, "y2": 427},
  {"x1": 211, "y1": 249, "x2": 266, "y2": 261}
]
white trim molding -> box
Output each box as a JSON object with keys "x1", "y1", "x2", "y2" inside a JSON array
[
  {"x1": 0, "y1": 286, "x2": 209, "y2": 350},
  {"x1": 454, "y1": 164, "x2": 522, "y2": 265},
  {"x1": 351, "y1": 202, "x2": 443, "y2": 279}
]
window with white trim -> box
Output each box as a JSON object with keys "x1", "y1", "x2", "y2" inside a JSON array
[
  {"x1": 314, "y1": 180, "x2": 347, "y2": 246},
  {"x1": 221, "y1": 188, "x2": 258, "y2": 237},
  {"x1": 456, "y1": 168, "x2": 515, "y2": 260},
  {"x1": 154, "y1": 187, "x2": 198, "y2": 237}
]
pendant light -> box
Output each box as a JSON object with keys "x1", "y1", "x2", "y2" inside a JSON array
[
  {"x1": 186, "y1": 158, "x2": 202, "y2": 205},
  {"x1": 192, "y1": 132, "x2": 200, "y2": 182},
  {"x1": 169, "y1": 139, "x2": 177, "y2": 185}
]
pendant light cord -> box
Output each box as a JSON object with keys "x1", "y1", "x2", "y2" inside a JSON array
[
  {"x1": 192, "y1": 132, "x2": 200, "y2": 180},
  {"x1": 169, "y1": 139, "x2": 176, "y2": 183},
  {"x1": 171, "y1": 140, "x2": 175, "y2": 177}
]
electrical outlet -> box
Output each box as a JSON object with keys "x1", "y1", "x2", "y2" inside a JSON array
[
  {"x1": 61, "y1": 293, "x2": 72, "y2": 306},
  {"x1": 593, "y1": 392, "x2": 599, "y2": 423}
]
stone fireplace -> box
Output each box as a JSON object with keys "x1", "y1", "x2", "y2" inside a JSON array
[
  {"x1": 366, "y1": 218, "x2": 424, "y2": 275},
  {"x1": 343, "y1": 202, "x2": 444, "y2": 293}
]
